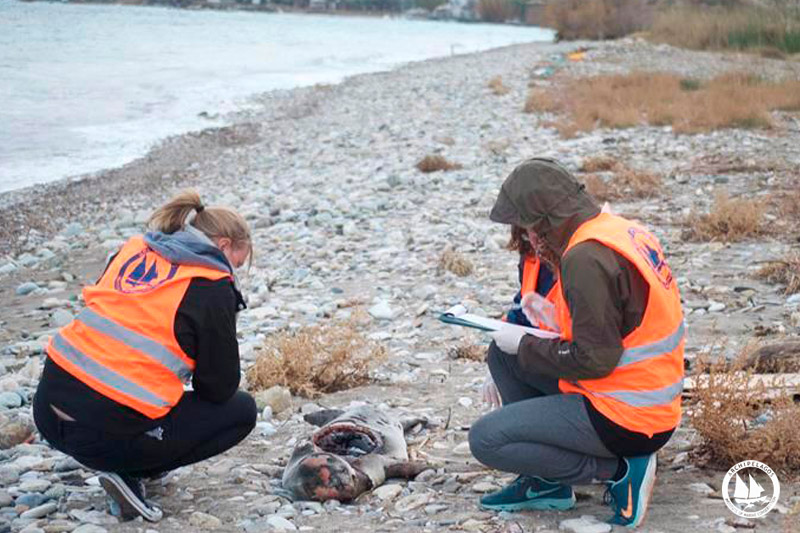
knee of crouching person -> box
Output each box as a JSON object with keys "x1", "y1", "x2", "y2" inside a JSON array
[
  {"x1": 468, "y1": 416, "x2": 496, "y2": 466},
  {"x1": 234, "y1": 390, "x2": 258, "y2": 429}
]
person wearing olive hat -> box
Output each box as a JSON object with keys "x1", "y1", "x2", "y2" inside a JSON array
[{"x1": 468, "y1": 158, "x2": 685, "y2": 528}]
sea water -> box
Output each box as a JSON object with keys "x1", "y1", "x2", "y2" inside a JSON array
[{"x1": 0, "y1": 1, "x2": 553, "y2": 193}]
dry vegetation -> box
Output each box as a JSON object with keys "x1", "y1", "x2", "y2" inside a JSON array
[
  {"x1": 246, "y1": 320, "x2": 386, "y2": 398},
  {"x1": 543, "y1": 0, "x2": 653, "y2": 40},
  {"x1": 488, "y1": 75, "x2": 511, "y2": 95},
  {"x1": 578, "y1": 155, "x2": 662, "y2": 201},
  {"x1": 756, "y1": 253, "x2": 800, "y2": 295},
  {"x1": 439, "y1": 249, "x2": 474, "y2": 277},
  {"x1": 683, "y1": 192, "x2": 767, "y2": 242},
  {"x1": 525, "y1": 72, "x2": 800, "y2": 138},
  {"x1": 448, "y1": 339, "x2": 486, "y2": 362},
  {"x1": 416, "y1": 154, "x2": 463, "y2": 173},
  {"x1": 476, "y1": 0, "x2": 517, "y2": 23},
  {"x1": 649, "y1": 4, "x2": 800, "y2": 55},
  {"x1": 689, "y1": 353, "x2": 800, "y2": 476}
]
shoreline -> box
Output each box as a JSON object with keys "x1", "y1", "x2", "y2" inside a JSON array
[{"x1": 0, "y1": 39, "x2": 552, "y2": 256}]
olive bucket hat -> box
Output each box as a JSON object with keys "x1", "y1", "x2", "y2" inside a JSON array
[{"x1": 490, "y1": 158, "x2": 590, "y2": 229}]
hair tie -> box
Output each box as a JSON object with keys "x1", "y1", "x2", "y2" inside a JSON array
[{"x1": 196, "y1": 204, "x2": 205, "y2": 213}]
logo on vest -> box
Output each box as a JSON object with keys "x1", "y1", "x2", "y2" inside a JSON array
[
  {"x1": 628, "y1": 228, "x2": 673, "y2": 289},
  {"x1": 114, "y1": 249, "x2": 178, "y2": 293},
  {"x1": 722, "y1": 460, "x2": 780, "y2": 518}
]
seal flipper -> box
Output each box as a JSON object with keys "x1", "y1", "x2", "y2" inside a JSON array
[
  {"x1": 399, "y1": 415, "x2": 429, "y2": 433},
  {"x1": 304, "y1": 409, "x2": 346, "y2": 427},
  {"x1": 385, "y1": 461, "x2": 430, "y2": 480}
]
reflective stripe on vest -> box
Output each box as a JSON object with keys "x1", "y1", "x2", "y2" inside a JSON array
[
  {"x1": 76, "y1": 308, "x2": 192, "y2": 383},
  {"x1": 593, "y1": 378, "x2": 684, "y2": 407},
  {"x1": 51, "y1": 333, "x2": 171, "y2": 409},
  {"x1": 617, "y1": 321, "x2": 686, "y2": 368}
]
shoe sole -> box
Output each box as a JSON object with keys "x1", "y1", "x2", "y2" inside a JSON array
[
  {"x1": 99, "y1": 473, "x2": 163, "y2": 522},
  {"x1": 481, "y1": 493, "x2": 576, "y2": 512},
  {"x1": 629, "y1": 454, "x2": 657, "y2": 529}
]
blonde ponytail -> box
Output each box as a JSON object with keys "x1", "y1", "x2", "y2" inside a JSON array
[
  {"x1": 148, "y1": 189, "x2": 253, "y2": 266},
  {"x1": 148, "y1": 190, "x2": 203, "y2": 234}
]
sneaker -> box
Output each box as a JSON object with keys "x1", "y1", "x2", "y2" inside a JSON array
[
  {"x1": 604, "y1": 454, "x2": 657, "y2": 528},
  {"x1": 480, "y1": 475, "x2": 576, "y2": 512},
  {"x1": 99, "y1": 472, "x2": 163, "y2": 522}
]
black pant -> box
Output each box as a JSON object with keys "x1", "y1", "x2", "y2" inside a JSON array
[{"x1": 34, "y1": 391, "x2": 257, "y2": 477}]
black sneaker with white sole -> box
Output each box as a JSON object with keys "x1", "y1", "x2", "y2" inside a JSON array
[{"x1": 99, "y1": 472, "x2": 163, "y2": 522}]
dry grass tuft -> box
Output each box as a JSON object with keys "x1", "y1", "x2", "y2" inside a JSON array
[
  {"x1": 689, "y1": 353, "x2": 800, "y2": 475},
  {"x1": 246, "y1": 320, "x2": 386, "y2": 398},
  {"x1": 580, "y1": 155, "x2": 619, "y2": 173},
  {"x1": 439, "y1": 249, "x2": 473, "y2": 277},
  {"x1": 578, "y1": 157, "x2": 662, "y2": 201},
  {"x1": 416, "y1": 154, "x2": 463, "y2": 173},
  {"x1": 488, "y1": 75, "x2": 511, "y2": 96},
  {"x1": 476, "y1": 0, "x2": 516, "y2": 23},
  {"x1": 649, "y1": 5, "x2": 800, "y2": 55},
  {"x1": 684, "y1": 192, "x2": 767, "y2": 242},
  {"x1": 448, "y1": 341, "x2": 485, "y2": 362},
  {"x1": 524, "y1": 72, "x2": 800, "y2": 137},
  {"x1": 755, "y1": 254, "x2": 800, "y2": 295},
  {"x1": 544, "y1": 0, "x2": 653, "y2": 40}
]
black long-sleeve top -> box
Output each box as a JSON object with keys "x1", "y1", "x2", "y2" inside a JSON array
[{"x1": 36, "y1": 277, "x2": 245, "y2": 436}]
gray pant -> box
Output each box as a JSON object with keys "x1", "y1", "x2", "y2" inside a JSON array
[{"x1": 468, "y1": 343, "x2": 620, "y2": 485}]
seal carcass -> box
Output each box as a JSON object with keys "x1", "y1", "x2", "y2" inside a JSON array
[{"x1": 282, "y1": 405, "x2": 429, "y2": 502}]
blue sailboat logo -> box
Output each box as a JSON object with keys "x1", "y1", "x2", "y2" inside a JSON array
[{"x1": 114, "y1": 249, "x2": 178, "y2": 293}]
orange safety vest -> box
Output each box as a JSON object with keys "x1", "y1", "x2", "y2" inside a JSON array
[
  {"x1": 553, "y1": 213, "x2": 685, "y2": 437},
  {"x1": 46, "y1": 235, "x2": 232, "y2": 419},
  {"x1": 520, "y1": 255, "x2": 559, "y2": 331}
]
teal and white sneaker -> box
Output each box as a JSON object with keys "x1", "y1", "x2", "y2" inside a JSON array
[
  {"x1": 604, "y1": 454, "x2": 657, "y2": 528},
  {"x1": 480, "y1": 475, "x2": 575, "y2": 512}
]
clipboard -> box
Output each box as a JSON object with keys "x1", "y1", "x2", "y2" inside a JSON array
[{"x1": 438, "y1": 305, "x2": 560, "y2": 340}]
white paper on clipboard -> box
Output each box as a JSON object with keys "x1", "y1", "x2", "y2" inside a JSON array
[{"x1": 439, "y1": 305, "x2": 560, "y2": 340}]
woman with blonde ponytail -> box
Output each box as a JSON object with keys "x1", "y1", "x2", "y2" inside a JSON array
[{"x1": 34, "y1": 190, "x2": 257, "y2": 522}]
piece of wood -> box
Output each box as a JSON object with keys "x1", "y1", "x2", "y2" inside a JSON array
[{"x1": 744, "y1": 341, "x2": 800, "y2": 373}]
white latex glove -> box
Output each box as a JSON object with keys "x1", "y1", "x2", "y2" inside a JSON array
[
  {"x1": 489, "y1": 326, "x2": 526, "y2": 355},
  {"x1": 482, "y1": 373, "x2": 502, "y2": 409}
]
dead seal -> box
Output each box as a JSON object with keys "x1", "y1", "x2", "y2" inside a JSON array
[{"x1": 281, "y1": 405, "x2": 430, "y2": 502}]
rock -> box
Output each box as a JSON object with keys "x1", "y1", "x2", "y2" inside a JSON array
[
  {"x1": 50, "y1": 309, "x2": 74, "y2": 328},
  {"x1": 368, "y1": 301, "x2": 396, "y2": 320},
  {"x1": 265, "y1": 515, "x2": 296, "y2": 531},
  {"x1": 0, "y1": 392, "x2": 23, "y2": 409},
  {"x1": 0, "y1": 263, "x2": 17, "y2": 275},
  {"x1": 19, "y1": 502, "x2": 57, "y2": 519},
  {"x1": 453, "y1": 442, "x2": 471, "y2": 456},
  {"x1": 687, "y1": 482, "x2": 715, "y2": 495},
  {"x1": 458, "y1": 397, "x2": 473, "y2": 408},
  {"x1": 254, "y1": 386, "x2": 292, "y2": 415},
  {"x1": 394, "y1": 492, "x2": 432, "y2": 512},
  {"x1": 15, "y1": 493, "x2": 48, "y2": 508},
  {"x1": 18, "y1": 479, "x2": 51, "y2": 493},
  {"x1": 471, "y1": 482, "x2": 500, "y2": 493},
  {"x1": 15, "y1": 282, "x2": 39, "y2": 296},
  {"x1": 72, "y1": 526, "x2": 109, "y2": 533},
  {"x1": 558, "y1": 515, "x2": 612, "y2": 533},
  {"x1": 67, "y1": 509, "x2": 117, "y2": 526},
  {"x1": 257, "y1": 421, "x2": 277, "y2": 437},
  {"x1": 262, "y1": 406, "x2": 273, "y2": 422},
  {"x1": 0, "y1": 421, "x2": 35, "y2": 450},
  {"x1": 708, "y1": 301, "x2": 726, "y2": 313},
  {"x1": 189, "y1": 511, "x2": 223, "y2": 528},
  {"x1": 372, "y1": 484, "x2": 403, "y2": 500}
]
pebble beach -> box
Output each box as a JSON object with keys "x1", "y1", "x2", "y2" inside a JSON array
[{"x1": 1, "y1": 37, "x2": 800, "y2": 532}]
